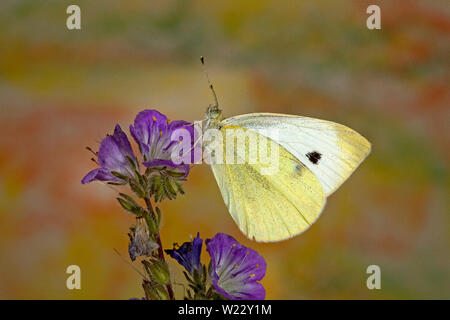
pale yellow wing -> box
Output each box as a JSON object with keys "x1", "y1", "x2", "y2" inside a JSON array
[
  {"x1": 209, "y1": 126, "x2": 325, "y2": 242},
  {"x1": 223, "y1": 113, "x2": 371, "y2": 197}
]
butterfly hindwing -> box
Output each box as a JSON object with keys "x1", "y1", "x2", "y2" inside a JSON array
[{"x1": 209, "y1": 126, "x2": 325, "y2": 242}]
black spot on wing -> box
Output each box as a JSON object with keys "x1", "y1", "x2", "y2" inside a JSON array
[{"x1": 306, "y1": 151, "x2": 322, "y2": 164}]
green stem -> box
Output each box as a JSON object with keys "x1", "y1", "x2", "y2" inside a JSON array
[{"x1": 144, "y1": 196, "x2": 175, "y2": 300}]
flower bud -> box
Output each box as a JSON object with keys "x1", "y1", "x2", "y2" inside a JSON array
[{"x1": 143, "y1": 259, "x2": 170, "y2": 285}]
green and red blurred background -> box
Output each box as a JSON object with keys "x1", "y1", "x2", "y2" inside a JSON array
[{"x1": 0, "y1": 0, "x2": 449, "y2": 299}]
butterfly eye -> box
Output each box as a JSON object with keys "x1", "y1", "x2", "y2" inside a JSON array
[{"x1": 207, "y1": 105, "x2": 222, "y2": 120}]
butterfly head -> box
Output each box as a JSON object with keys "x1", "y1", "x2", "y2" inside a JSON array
[{"x1": 206, "y1": 105, "x2": 222, "y2": 121}]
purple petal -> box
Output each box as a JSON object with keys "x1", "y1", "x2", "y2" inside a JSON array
[
  {"x1": 191, "y1": 232, "x2": 203, "y2": 272},
  {"x1": 82, "y1": 124, "x2": 137, "y2": 184},
  {"x1": 175, "y1": 164, "x2": 190, "y2": 177},
  {"x1": 130, "y1": 124, "x2": 149, "y2": 154},
  {"x1": 81, "y1": 168, "x2": 119, "y2": 184},
  {"x1": 81, "y1": 168, "x2": 101, "y2": 184},
  {"x1": 129, "y1": 109, "x2": 195, "y2": 179},
  {"x1": 97, "y1": 125, "x2": 136, "y2": 175},
  {"x1": 206, "y1": 233, "x2": 267, "y2": 300},
  {"x1": 165, "y1": 233, "x2": 203, "y2": 274},
  {"x1": 212, "y1": 277, "x2": 265, "y2": 300},
  {"x1": 142, "y1": 159, "x2": 178, "y2": 168},
  {"x1": 112, "y1": 124, "x2": 137, "y2": 163},
  {"x1": 167, "y1": 120, "x2": 191, "y2": 132},
  {"x1": 165, "y1": 124, "x2": 197, "y2": 164},
  {"x1": 130, "y1": 110, "x2": 168, "y2": 154},
  {"x1": 230, "y1": 247, "x2": 266, "y2": 282},
  {"x1": 97, "y1": 136, "x2": 127, "y2": 169}
]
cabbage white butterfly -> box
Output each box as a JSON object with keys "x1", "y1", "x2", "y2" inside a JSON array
[{"x1": 200, "y1": 58, "x2": 371, "y2": 242}]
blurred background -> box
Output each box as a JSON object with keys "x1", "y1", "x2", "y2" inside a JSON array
[{"x1": 0, "y1": 0, "x2": 449, "y2": 299}]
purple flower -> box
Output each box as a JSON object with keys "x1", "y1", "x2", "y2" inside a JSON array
[
  {"x1": 206, "y1": 233, "x2": 266, "y2": 300},
  {"x1": 82, "y1": 125, "x2": 138, "y2": 184},
  {"x1": 129, "y1": 110, "x2": 196, "y2": 178},
  {"x1": 165, "y1": 233, "x2": 203, "y2": 275}
]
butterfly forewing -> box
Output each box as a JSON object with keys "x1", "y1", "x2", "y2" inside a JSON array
[{"x1": 222, "y1": 113, "x2": 371, "y2": 197}]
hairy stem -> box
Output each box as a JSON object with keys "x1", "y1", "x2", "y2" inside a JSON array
[{"x1": 144, "y1": 196, "x2": 175, "y2": 300}]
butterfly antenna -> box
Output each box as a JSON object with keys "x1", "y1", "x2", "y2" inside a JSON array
[
  {"x1": 113, "y1": 248, "x2": 149, "y2": 281},
  {"x1": 200, "y1": 56, "x2": 219, "y2": 108}
]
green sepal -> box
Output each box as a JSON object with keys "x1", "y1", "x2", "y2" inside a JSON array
[
  {"x1": 119, "y1": 193, "x2": 140, "y2": 207},
  {"x1": 117, "y1": 197, "x2": 142, "y2": 216},
  {"x1": 142, "y1": 280, "x2": 169, "y2": 300},
  {"x1": 202, "y1": 264, "x2": 207, "y2": 283},
  {"x1": 126, "y1": 156, "x2": 137, "y2": 171},
  {"x1": 107, "y1": 181, "x2": 127, "y2": 186},
  {"x1": 111, "y1": 171, "x2": 129, "y2": 181},
  {"x1": 155, "y1": 207, "x2": 162, "y2": 227},
  {"x1": 147, "y1": 173, "x2": 186, "y2": 202},
  {"x1": 183, "y1": 271, "x2": 195, "y2": 285},
  {"x1": 166, "y1": 170, "x2": 186, "y2": 178},
  {"x1": 130, "y1": 180, "x2": 146, "y2": 198},
  {"x1": 143, "y1": 211, "x2": 158, "y2": 234}
]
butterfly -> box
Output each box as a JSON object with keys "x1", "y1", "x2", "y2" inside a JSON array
[
  {"x1": 199, "y1": 103, "x2": 371, "y2": 242},
  {"x1": 198, "y1": 60, "x2": 371, "y2": 242}
]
